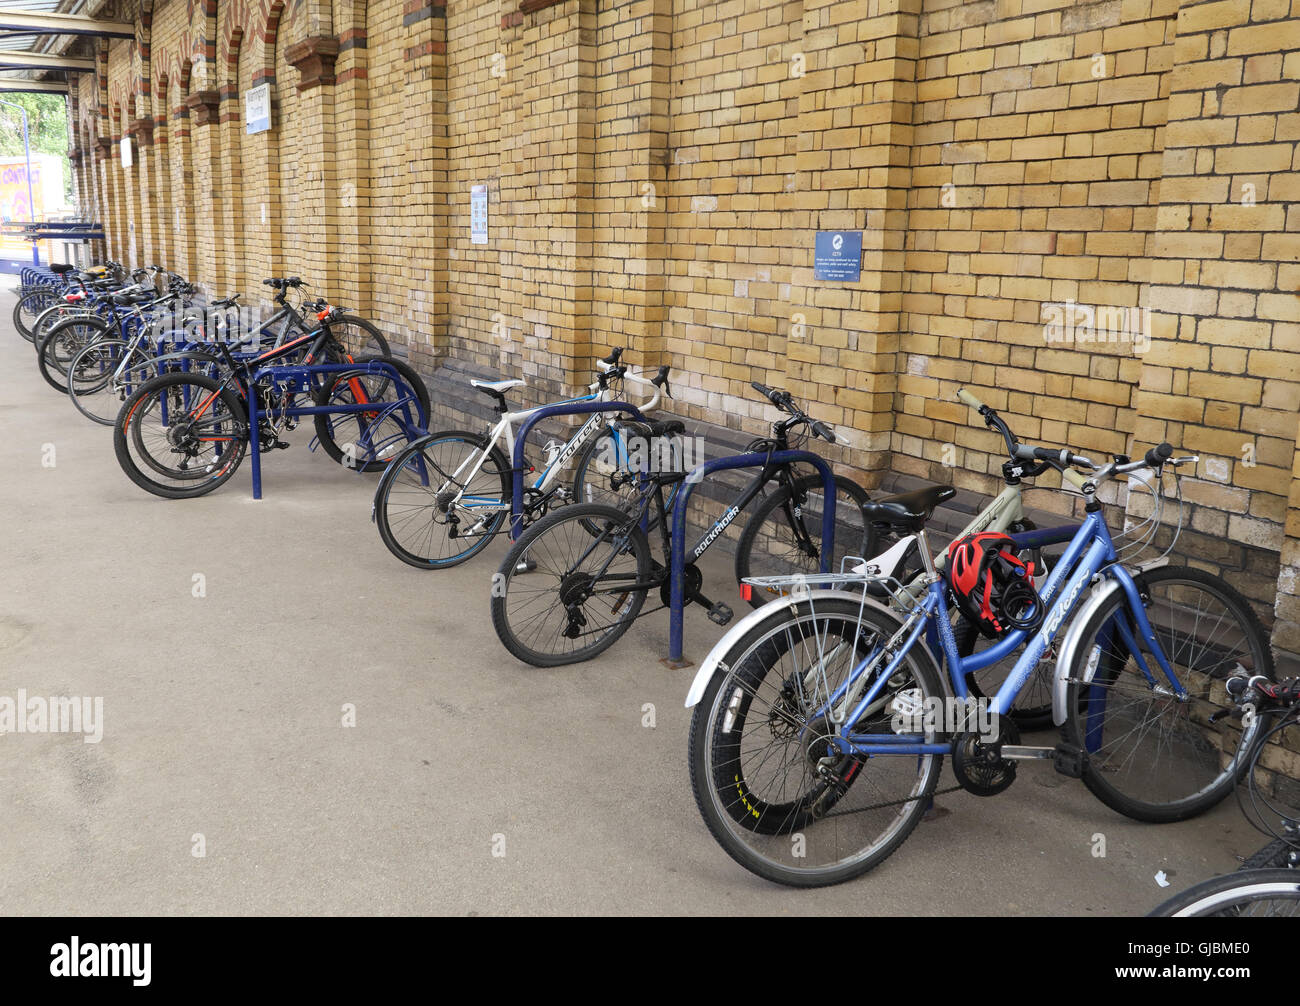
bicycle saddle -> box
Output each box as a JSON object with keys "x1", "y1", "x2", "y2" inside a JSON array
[
  {"x1": 617, "y1": 419, "x2": 685, "y2": 440},
  {"x1": 111, "y1": 292, "x2": 153, "y2": 306},
  {"x1": 50, "y1": 263, "x2": 76, "y2": 274},
  {"x1": 470, "y1": 378, "x2": 524, "y2": 395},
  {"x1": 861, "y1": 484, "x2": 955, "y2": 532}
]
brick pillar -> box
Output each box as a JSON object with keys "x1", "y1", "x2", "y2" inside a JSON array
[
  {"x1": 1135, "y1": 0, "x2": 1296, "y2": 616},
  {"x1": 150, "y1": 105, "x2": 171, "y2": 270},
  {"x1": 793, "y1": 0, "x2": 919, "y2": 478},
  {"x1": 242, "y1": 60, "x2": 280, "y2": 299},
  {"x1": 286, "y1": 35, "x2": 341, "y2": 293},
  {"x1": 185, "y1": 89, "x2": 226, "y2": 290},
  {"x1": 501, "y1": 0, "x2": 597, "y2": 400},
  {"x1": 129, "y1": 119, "x2": 160, "y2": 267},
  {"x1": 168, "y1": 101, "x2": 198, "y2": 279},
  {"x1": 102, "y1": 134, "x2": 130, "y2": 267},
  {"x1": 333, "y1": 21, "x2": 371, "y2": 328},
  {"x1": 592, "y1": 0, "x2": 670, "y2": 370},
  {"x1": 401, "y1": 1, "x2": 448, "y2": 371},
  {"x1": 217, "y1": 83, "x2": 246, "y2": 295}
]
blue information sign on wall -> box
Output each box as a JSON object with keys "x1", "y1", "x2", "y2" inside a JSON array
[{"x1": 813, "y1": 231, "x2": 863, "y2": 282}]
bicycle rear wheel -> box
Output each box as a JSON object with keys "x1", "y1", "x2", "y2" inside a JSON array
[
  {"x1": 374, "y1": 431, "x2": 512, "y2": 568},
  {"x1": 13, "y1": 286, "x2": 57, "y2": 342},
  {"x1": 1148, "y1": 869, "x2": 1300, "y2": 916},
  {"x1": 734, "y1": 474, "x2": 870, "y2": 608},
  {"x1": 688, "y1": 596, "x2": 944, "y2": 886},
  {"x1": 1061, "y1": 565, "x2": 1274, "y2": 822},
  {"x1": 491, "y1": 503, "x2": 650, "y2": 666},
  {"x1": 37, "y1": 316, "x2": 108, "y2": 393},
  {"x1": 312, "y1": 356, "x2": 429, "y2": 471},
  {"x1": 571, "y1": 424, "x2": 683, "y2": 532}
]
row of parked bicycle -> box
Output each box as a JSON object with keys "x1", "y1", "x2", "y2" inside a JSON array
[{"x1": 15, "y1": 261, "x2": 1297, "y2": 914}]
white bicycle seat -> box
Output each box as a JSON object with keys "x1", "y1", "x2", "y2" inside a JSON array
[{"x1": 470, "y1": 378, "x2": 525, "y2": 394}]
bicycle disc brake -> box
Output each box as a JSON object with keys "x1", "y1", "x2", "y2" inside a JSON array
[{"x1": 951, "y1": 717, "x2": 1020, "y2": 797}]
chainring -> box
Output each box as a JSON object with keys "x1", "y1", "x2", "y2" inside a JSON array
[
  {"x1": 951, "y1": 715, "x2": 1020, "y2": 797},
  {"x1": 661, "y1": 563, "x2": 703, "y2": 607}
]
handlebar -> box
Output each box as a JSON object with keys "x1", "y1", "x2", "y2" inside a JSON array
[
  {"x1": 956, "y1": 386, "x2": 1186, "y2": 493},
  {"x1": 750, "y1": 381, "x2": 837, "y2": 443},
  {"x1": 1213, "y1": 673, "x2": 1300, "y2": 724},
  {"x1": 591, "y1": 348, "x2": 671, "y2": 413}
]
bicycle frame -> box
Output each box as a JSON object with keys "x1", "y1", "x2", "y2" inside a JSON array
[{"x1": 815, "y1": 508, "x2": 1184, "y2": 758}]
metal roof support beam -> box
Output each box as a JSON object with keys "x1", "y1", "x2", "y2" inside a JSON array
[
  {"x1": 0, "y1": 78, "x2": 67, "y2": 93},
  {"x1": 0, "y1": 10, "x2": 133, "y2": 38},
  {"x1": 0, "y1": 50, "x2": 95, "y2": 71}
]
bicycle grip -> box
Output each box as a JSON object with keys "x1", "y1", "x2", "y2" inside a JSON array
[
  {"x1": 1144, "y1": 442, "x2": 1173, "y2": 467},
  {"x1": 956, "y1": 387, "x2": 986, "y2": 411},
  {"x1": 1061, "y1": 467, "x2": 1088, "y2": 491},
  {"x1": 603, "y1": 347, "x2": 624, "y2": 365},
  {"x1": 811, "y1": 421, "x2": 837, "y2": 444}
]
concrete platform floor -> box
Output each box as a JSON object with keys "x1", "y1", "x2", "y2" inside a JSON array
[{"x1": 0, "y1": 279, "x2": 1263, "y2": 916}]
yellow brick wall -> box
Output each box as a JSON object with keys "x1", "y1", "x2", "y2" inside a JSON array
[{"x1": 77, "y1": 0, "x2": 1300, "y2": 651}]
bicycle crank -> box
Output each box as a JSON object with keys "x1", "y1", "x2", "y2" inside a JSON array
[{"x1": 951, "y1": 717, "x2": 1020, "y2": 797}]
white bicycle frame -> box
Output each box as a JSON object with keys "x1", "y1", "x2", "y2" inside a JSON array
[{"x1": 440, "y1": 360, "x2": 666, "y2": 517}]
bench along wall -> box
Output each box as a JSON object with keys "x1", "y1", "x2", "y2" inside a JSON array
[{"x1": 72, "y1": 0, "x2": 1300, "y2": 677}]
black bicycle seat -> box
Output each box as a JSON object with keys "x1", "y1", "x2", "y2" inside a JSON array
[
  {"x1": 861, "y1": 484, "x2": 955, "y2": 532},
  {"x1": 111, "y1": 292, "x2": 153, "y2": 307},
  {"x1": 50, "y1": 263, "x2": 76, "y2": 274},
  {"x1": 618, "y1": 419, "x2": 685, "y2": 440}
]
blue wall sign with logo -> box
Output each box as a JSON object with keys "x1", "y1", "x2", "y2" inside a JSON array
[{"x1": 813, "y1": 231, "x2": 862, "y2": 282}]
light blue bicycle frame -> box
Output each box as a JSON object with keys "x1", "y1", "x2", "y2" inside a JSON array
[{"x1": 817, "y1": 508, "x2": 1187, "y2": 757}]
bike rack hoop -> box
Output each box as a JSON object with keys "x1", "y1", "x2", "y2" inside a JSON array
[
  {"x1": 246, "y1": 360, "x2": 428, "y2": 500},
  {"x1": 667, "y1": 450, "x2": 839, "y2": 667},
  {"x1": 509, "y1": 400, "x2": 648, "y2": 539}
]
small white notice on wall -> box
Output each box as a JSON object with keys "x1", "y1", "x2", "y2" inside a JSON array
[
  {"x1": 245, "y1": 83, "x2": 271, "y2": 135},
  {"x1": 471, "y1": 184, "x2": 488, "y2": 245},
  {"x1": 120, "y1": 136, "x2": 132, "y2": 168}
]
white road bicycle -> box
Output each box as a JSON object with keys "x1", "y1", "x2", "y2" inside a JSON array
[{"x1": 372, "y1": 347, "x2": 674, "y2": 568}]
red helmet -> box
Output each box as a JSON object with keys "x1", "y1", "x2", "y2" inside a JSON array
[{"x1": 945, "y1": 532, "x2": 1039, "y2": 639}]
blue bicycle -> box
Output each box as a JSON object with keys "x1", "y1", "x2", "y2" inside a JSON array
[{"x1": 685, "y1": 387, "x2": 1274, "y2": 887}]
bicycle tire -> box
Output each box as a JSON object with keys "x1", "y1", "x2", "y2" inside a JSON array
[
  {"x1": 312, "y1": 355, "x2": 430, "y2": 471},
  {"x1": 14, "y1": 287, "x2": 57, "y2": 342},
  {"x1": 688, "y1": 595, "x2": 945, "y2": 887},
  {"x1": 37, "y1": 316, "x2": 110, "y2": 393},
  {"x1": 1148, "y1": 868, "x2": 1300, "y2": 916},
  {"x1": 66, "y1": 339, "x2": 156, "y2": 425},
  {"x1": 1239, "y1": 838, "x2": 1298, "y2": 871},
  {"x1": 374, "y1": 430, "x2": 512, "y2": 568},
  {"x1": 113, "y1": 371, "x2": 249, "y2": 499},
  {"x1": 1061, "y1": 565, "x2": 1274, "y2": 823},
  {"x1": 734, "y1": 474, "x2": 870, "y2": 608},
  {"x1": 491, "y1": 503, "x2": 651, "y2": 666}
]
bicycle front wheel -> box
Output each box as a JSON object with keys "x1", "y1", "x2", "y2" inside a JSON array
[
  {"x1": 1062, "y1": 565, "x2": 1274, "y2": 822},
  {"x1": 688, "y1": 595, "x2": 944, "y2": 887},
  {"x1": 1149, "y1": 869, "x2": 1300, "y2": 916},
  {"x1": 491, "y1": 503, "x2": 650, "y2": 666},
  {"x1": 735, "y1": 474, "x2": 870, "y2": 608},
  {"x1": 114, "y1": 372, "x2": 248, "y2": 499},
  {"x1": 37, "y1": 317, "x2": 108, "y2": 393},
  {"x1": 13, "y1": 286, "x2": 57, "y2": 342},
  {"x1": 312, "y1": 356, "x2": 429, "y2": 471},
  {"x1": 570, "y1": 424, "x2": 683, "y2": 532},
  {"x1": 67, "y1": 339, "x2": 157, "y2": 425}
]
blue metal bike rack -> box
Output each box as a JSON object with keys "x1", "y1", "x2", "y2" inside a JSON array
[
  {"x1": 510, "y1": 400, "x2": 649, "y2": 539},
  {"x1": 666, "y1": 451, "x2": 839, "y2": 667},
  {"x1": 246, "y1": 361, "x2": 428, "y2": 500}
]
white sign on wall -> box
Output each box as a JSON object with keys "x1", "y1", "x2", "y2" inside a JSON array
[
  {"x1": 120, "y1": 136, "x2": 132, "y2": 168},
  {"x1": 471, "y1": 184, "x2": 488, "y2": 245},
  {"x1": 245, "y1": 83, "x2": 272, "y2": 135}
]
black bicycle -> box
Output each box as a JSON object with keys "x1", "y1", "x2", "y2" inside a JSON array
[{"x1": 489, "y1": 383, "x2": 870, "y2": 666}]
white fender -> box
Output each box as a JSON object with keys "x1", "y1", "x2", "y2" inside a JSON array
[
  {"x1": 686, "y1": 536, "x2": 920, "y2": 709},
  {"x1": 1051, "y1": 557, "x2": 1169, "y2": 725}
]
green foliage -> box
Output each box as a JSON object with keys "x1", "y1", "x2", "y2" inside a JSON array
[
  {"x1": 0, "y1": 93, "x2": 68, "y2": 158},
  {"x1": 0, "y1": 94, "x2": 72, "y2": 203}
]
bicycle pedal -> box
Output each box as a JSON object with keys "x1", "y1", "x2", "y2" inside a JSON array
[
  {"x1": 1052, "y1": 743, "x2": 1087, "y2": 778},
  {"x1": 707, "y1": 602, "x2": 733, "y2": 626},
  {"x1": 271, "y1": 440, "x2": 291, "y2": 451}
]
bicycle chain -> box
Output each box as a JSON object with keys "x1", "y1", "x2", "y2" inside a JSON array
[{"x1": 819, "y1": 782, "x2": 964, "y2": 819}]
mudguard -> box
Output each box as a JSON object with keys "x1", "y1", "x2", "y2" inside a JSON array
[
  {"x1": 1051, "y1": 557, "x2": 1168, "y2": 725},
  {"x1": 684, "y1": 586, "x2": 938, "y2": 709}
]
